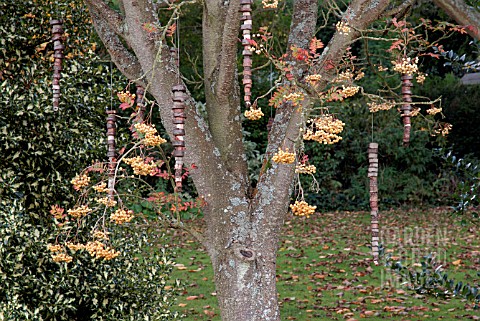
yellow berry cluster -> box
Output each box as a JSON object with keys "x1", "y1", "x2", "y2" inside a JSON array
[
  {"x1": 426, "y1": 107, "x2": 442, "y2": 115},
  {"x1": 367, "y1": 101, "x2": 394, "y2": 113},
  {"x1": 262, "y1": 0, "x2": 278, "y2": 8},
  {"x1": 295, "y1": 164, "x2": 316, "y2": 174},
  {"x1": 244, "y1": 108, "x2": 264, "y2": 120},
  {"x1": 117, "y1": 91, "x2": 136, "y2": 103},
  {"x1": 47, "y1": 244, "x2": 63, "y2": 252},
  {"x1": 290, "y1": 200, "x2": 316, "y2": 217},
  {"x1": 283, "y1": 92, "x2": 304, "y2": 106},
  {"x1": 85, "y1": 241, "x2": 120, "y2": 260},
  {"x1": 410, "y1": 107, "x2": 421, "y2": 117},
  {"x1": 52, "y1": 253, "x2": 73, "y2": 263},
  {"x1": 378, "y1": 65, "x2": 389, "y2": 72},
  {"x1": 340, "y1": 85, "x2": 360, "y2": 98},
  {"x1": 71, "y1": 174, "x2": 90, "y2": 190},
  {"x1": 305, "y1": 74, "x2": 322, "y2": 84},
  {"x1": 434, "y1": 123, "x2": 452, "y2": 136},
  {"x1": 303, "y1": 115, "x2": 345, "y2": 144},
  {"x1": 416, "y1": 73, "x2": 427, "y2": 84},
  {"x1": 392, "y1": 57, "x2": 419, "y2": 75},
  {"x1": 93, "y1": 182, "x2": 108, "y2": 193},
  {"x1": 123, "y1": 156, "x2": 157, "y2": 176},
  {"x1": 355, "y1": 71, "x2": 365, "y2": 80},
  {"x1": 110, "y1": 208, "x2": 135, "y2": 224},
  {"x1": 335, "y1": 70, "x2": 354, "y2": 82},
  {"x1": 66, "y1": 242, "x2": 85, "y2": 251},
  {"x1": 97, "y1": 196, "x2": 117, "y2": 207},
  {"x1": 134, "y1": 123, "x2": 167, "y2": 147},
  {"x1": 272, "y1": 148, "x2": 296, "y2": 164},
  {"x1": 336, "y1": 21, "x2": 351, "y2": 35},
  {"x1": 67, "y1": 205, "x2": 91, "y2": 218},
  {"x1": 92, "y1": 230, "x2": 110, "y2": 240}
]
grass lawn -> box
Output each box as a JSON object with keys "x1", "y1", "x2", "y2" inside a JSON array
[{"x1": 165, "y1": 209, "x2": 479, "y2": 320}]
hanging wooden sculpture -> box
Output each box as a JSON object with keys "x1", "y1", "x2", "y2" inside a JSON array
[
  {"x1": 240, "y1": 0, "x2": 253, "y2": 107},
  {"x1": 106, "y1": 110, "x2": 117, "y2": 197},
  {"x1": 401, "y1": 74, "x2": 413, "y2": 147},
  {"x1": 368, "y1": 142, "x2": 380, "y2": 265},
  {"x1": 172, "y1": 85, "x2": 186, "y2": 192},
  {"x1": 50, "y1": 19, "x2": 65, "y2": 112}
]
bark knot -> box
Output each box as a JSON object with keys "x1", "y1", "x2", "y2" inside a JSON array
[{"x1": 234, "y1": 246, "x2": 256, "y2": 261}]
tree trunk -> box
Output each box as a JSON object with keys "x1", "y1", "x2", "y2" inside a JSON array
[{"x1": 210, "y1": 228, "x2": 281, "y2": 321}]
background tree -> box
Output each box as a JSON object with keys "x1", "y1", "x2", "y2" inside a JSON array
[{"x1": 81, "y1": 0, "x2": 477, "y2": 320}]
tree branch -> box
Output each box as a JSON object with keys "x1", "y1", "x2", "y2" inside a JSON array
[
  {"x1": 432, "y1": 0, "x2": 480, "y2": 40},
  {"x1": 202, "y1": 0, "x2": 248, "y2": 181},
  {"x1": 87, "y1": 7, "x2": 145, "y2": 84},
  {"x1": 84, "y1": 0, "x2": 125, "y2": 37}
]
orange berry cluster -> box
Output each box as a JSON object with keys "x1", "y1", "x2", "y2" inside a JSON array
[
  {"x1": 272, "y1": 148, "x2": 295, "y2": 164},
  {"x1": 283, "y1": 92, "x2": 304, "y2": 106},
  {"x1": 335, "y1": 70, "x2": 354, "y2": 82},
  {"x1": 262, "y1": 0, "x2": 278, "y2": 8},
  {"x1": 67, "y1": 205, "x2": 91, "y2": 218},
  {"x1": 336, "y1": 21, "x2": 351, "y2": 35},
  {"x1": 434, "y1": 123, "x2": 452, "y2": 136},
  {"x1": 97, "y1": 196, "x2": 117, "y2": 207},
  {"x1": 66, "y1": 242, "x2": 85, "y2": 251},
  {"x1": 92, "y1": 231, "x2": 110, "y2": 240},
  {"x1": 47, "y1": 244, "x2": 63, "y2": 252},
  {"x1": 110, "y1": 208, "x2": 134, "y2": 225},
  {"x1": 340, "y1": 85, "x2": 360, "y2": 98},
  {"x1": 52, "y1": 253, "x2": 73, "y2": 263},
  {"x1": 392, "y1": 57, "x2": 419, "y2": 75},
  {"x1": 93, "y1": 182, "x2": 108, "y2": 193},
  {"x1": 303, "y1": 115, "x2": 344, "y2": 144},
  {"x1": 134, "y1": 123, "x2": 167, "y2": 147},
  {"x1": 426, "y1": 106, "x2": 442, "y2": 115},
  {"x1": 290, "y1": 200, "x2": 316, "y2": 217},
  {"x1": 367, "y1": 101, "x2": 394, "y2": 113},
  {"x1": 295, "y1": 164, "x2": 316, "y2": 174},
  {"x1": 244, "y1": 107, "x2": 264, "y2": 120},
  {"x1": 71, "y1": 174, "x2": 90, "y2": 190},
  {"x1": 123, "y1": 156, "x2": 157, "y2": 176},
  {"x1": 416, "y1": 73, "x2": 427, "y2": 84},
  {"x1": 85, "y1": 241, "x2": 120, "y2": 260},
  {"x1": 305, "y1": 74, "x2": 322, "y2": 84},
  {"x1": 117, "y1": 91, "x2": 136, "y2": 104}
]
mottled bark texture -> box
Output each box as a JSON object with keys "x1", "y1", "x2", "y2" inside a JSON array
[{"x1": 85, "y1": 0, "x2": 391, "y2": 319}]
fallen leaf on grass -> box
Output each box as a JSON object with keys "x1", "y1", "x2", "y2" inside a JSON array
[
  {"x1": 186, "y1": 296, "x2": 199, "y2": 300},
  {"x1": 452, "y1": 259, "x2": 461, "y2": 266}
]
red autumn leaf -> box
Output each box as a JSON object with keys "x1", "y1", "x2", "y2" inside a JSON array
[
  {"x1": 309, "y1": 37, "x2": 324, "y2": 54},
  {"x1": 167, "y1": 23, "x2": 177, "y2": 38},
  {"x1": 119, "y1": 102, "x2": 132, "y2": 110},
  {"x1": 246, "y1": 38, "x2": 258, "y2": 46}
]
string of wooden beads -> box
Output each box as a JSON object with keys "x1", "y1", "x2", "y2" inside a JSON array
[
  {"x1": 106, "y1": 110, "x2": 117, "y2": 197},
  {"x1": 240, "y1": 0, "x2": 253, "y2": 107},
  {"x1": 134, "y1": 85, "x2": 146, "y2": 124},
  {"x1": 50, "y1": 19, "x2": 65, "y2": 112},
  {"x1": 401, "y1": 74, "x2": 413, "y2": 147},
  {"x1": 368, "y1": 142, "x2": 380, "y2": 265},
  {"x1": 172, "y1": 85, "x2": 186, "y2": 192}
]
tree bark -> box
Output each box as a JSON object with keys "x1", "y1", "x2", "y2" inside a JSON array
[{"x1": 432, "y1": 0, "x2": 480, "y2": 40}]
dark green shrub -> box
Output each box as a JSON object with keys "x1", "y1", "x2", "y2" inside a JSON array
[
  {"x1": 388, "y1": 254, "x2": 480, "y2": 308},
  {"x1": 0, "y1": 195, "x2": 179, "y2": 321},
  {"x1": 304, "y1": 100, "x2": 438, "y2": 210},
  {"x1": 0, "y1": 0, "x2": 116, "y2": 219}
]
